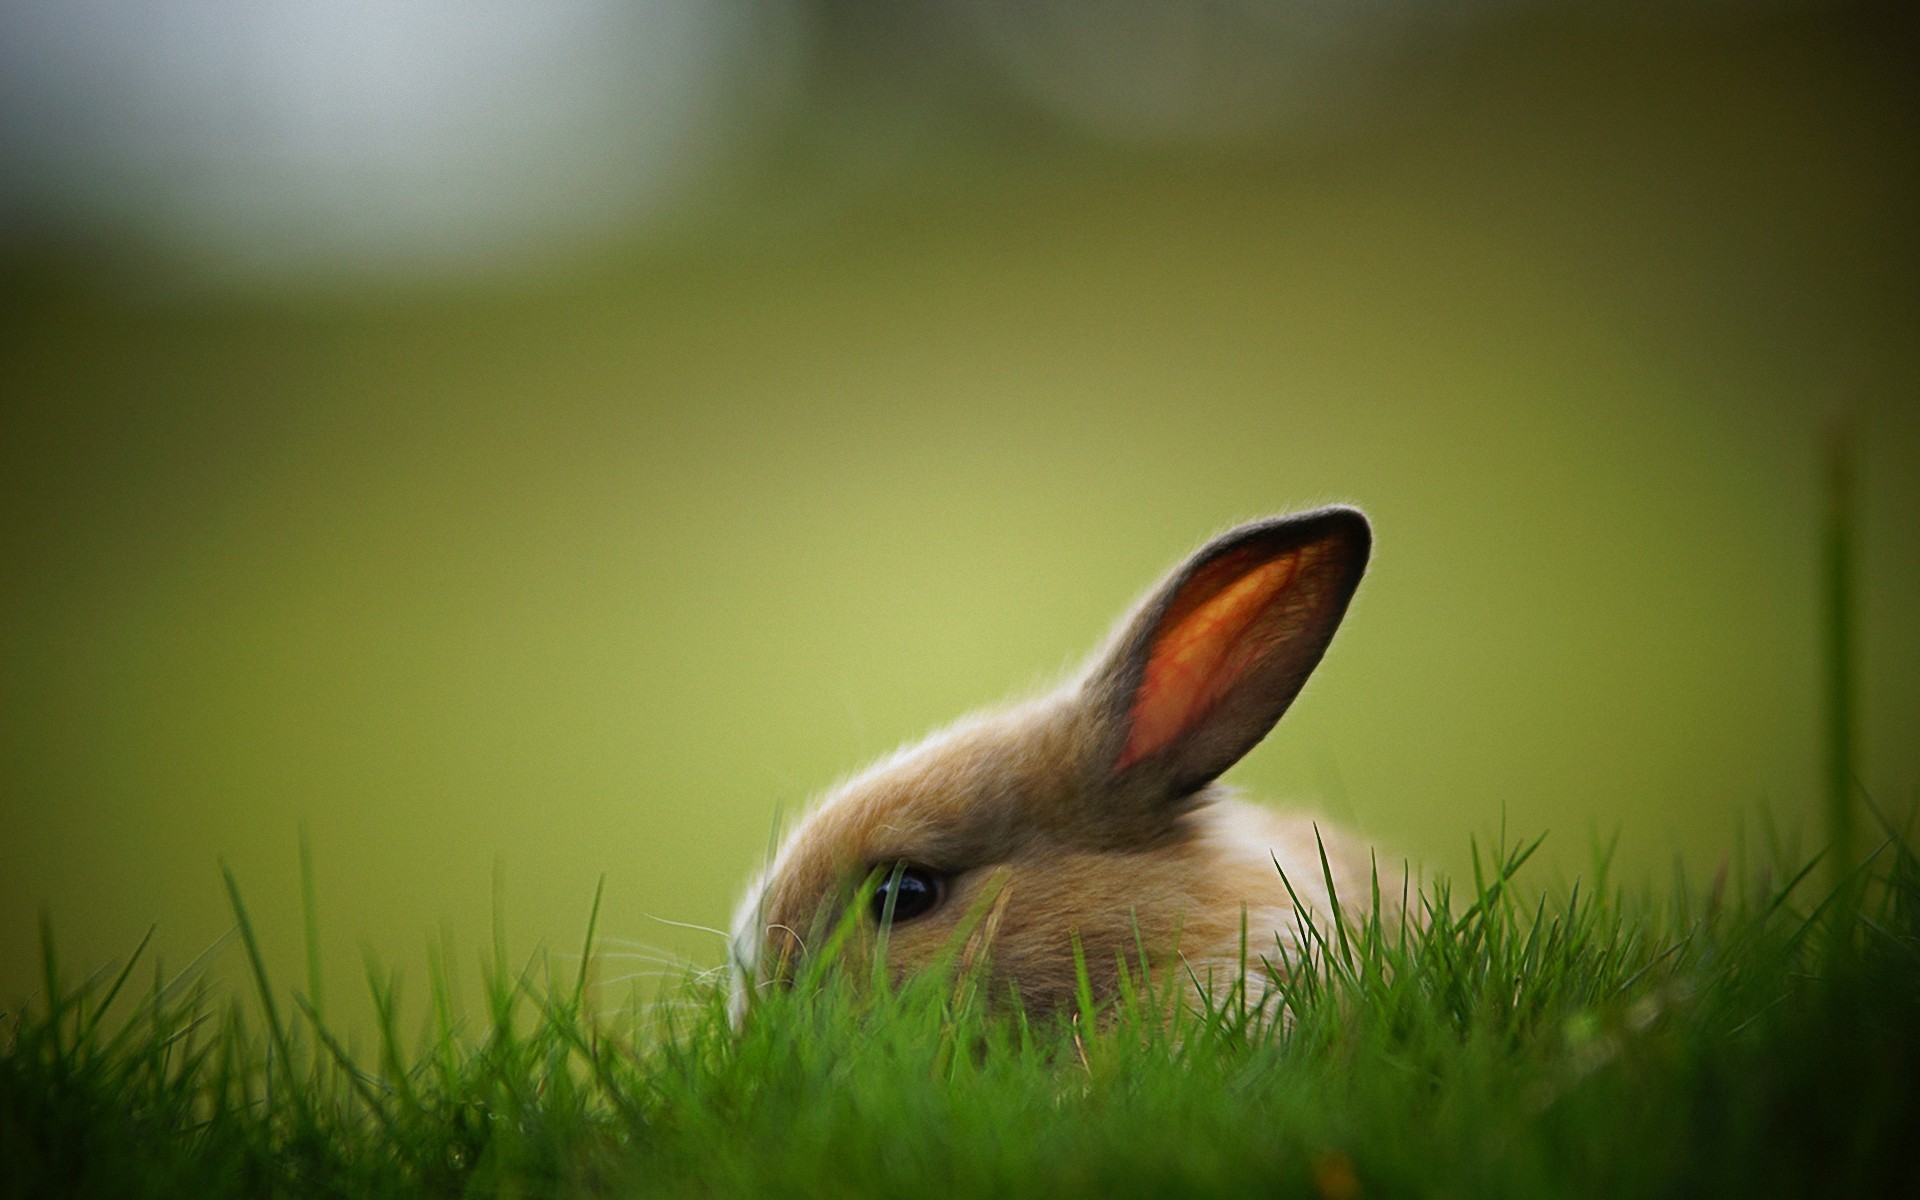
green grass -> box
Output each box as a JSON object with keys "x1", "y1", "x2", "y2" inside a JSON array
[{"x1": 4, "y1": 825, "x2": 1917, "y2": 1199}]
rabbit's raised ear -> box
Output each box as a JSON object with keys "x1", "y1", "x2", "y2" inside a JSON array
[{"x1": 1081, "y1": 507, "x2": 1370, "y2": 802}]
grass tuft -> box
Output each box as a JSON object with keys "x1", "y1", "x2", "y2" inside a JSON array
[{"x1": 5, "y1": 822, "x2": 1918, "y2": 1198}]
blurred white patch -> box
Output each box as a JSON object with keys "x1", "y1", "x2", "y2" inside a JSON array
[{"x1": 0, "y1": 0, "x2": 803, "y2": 284}]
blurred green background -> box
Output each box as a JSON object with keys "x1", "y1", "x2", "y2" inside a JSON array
[{"x1": 3, "y1": 1, "x2": 1916, "y2": 1025}]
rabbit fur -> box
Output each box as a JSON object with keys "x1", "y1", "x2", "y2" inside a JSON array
[{"x1": 729, "y1": 507, "x2": 1383, "y2": 1021}]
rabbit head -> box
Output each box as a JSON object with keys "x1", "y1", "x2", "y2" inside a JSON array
[{"x1": 729, "y1": 507, "x2": 1376, "y2": 1021}]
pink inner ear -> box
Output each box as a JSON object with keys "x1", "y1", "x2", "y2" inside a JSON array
[{"x1": 1116, "y1": 550, "x2": 1300, "y2": 771}]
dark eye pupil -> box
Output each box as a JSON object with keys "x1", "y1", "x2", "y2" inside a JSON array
[{"x1": 871, "y1": 865, "x2": 941, "y2": 924}]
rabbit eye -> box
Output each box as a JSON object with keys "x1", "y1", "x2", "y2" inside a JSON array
[{"x1": 870, "y1": 864, "x2": 944, "y2": 925}]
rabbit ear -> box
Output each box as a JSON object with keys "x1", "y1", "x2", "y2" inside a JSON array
[{"x1": 1081, "y1": 507, "x2": 1370, "y2": 801}]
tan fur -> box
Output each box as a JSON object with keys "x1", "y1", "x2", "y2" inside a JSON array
[{"x1": 729, "y1": 509, "x2": 1387, "y2": 1023}]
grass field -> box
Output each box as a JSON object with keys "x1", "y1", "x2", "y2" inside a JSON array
[{"x1": 4, "y1": 820, "x2": 1915, "y2": 1199}]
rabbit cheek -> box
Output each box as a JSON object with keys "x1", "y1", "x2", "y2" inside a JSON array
[{"x1": 969, "y1": 853, "x2": 1199, "y2": 1012}]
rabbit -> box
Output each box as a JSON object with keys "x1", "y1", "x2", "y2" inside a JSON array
[{"x1": 728, "y1": 506, "x2": 1383, "y2": 1023}]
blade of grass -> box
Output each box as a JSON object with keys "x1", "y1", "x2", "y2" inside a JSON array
[
  {"x1": 1822, "y1": 414, "x2": 1858, "y2": 889},
  {"x1": 299, "y1": 829, "x2": 325, "y2": 1033},
  {"x1": 221, "y1": 863, "x2": 310, "y2": 1125}
]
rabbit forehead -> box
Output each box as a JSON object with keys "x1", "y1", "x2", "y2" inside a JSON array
[
  {"x1": 796, "y1": 696, "x2": 1086, "y2": 864},
  {"x1": 748, "y1": 696, "x2": 1098, "y2": 939}
]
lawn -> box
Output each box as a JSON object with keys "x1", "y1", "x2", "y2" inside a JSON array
[{"x1": 5, "y1": 824, "x2": 1916, "y2": 1199}]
